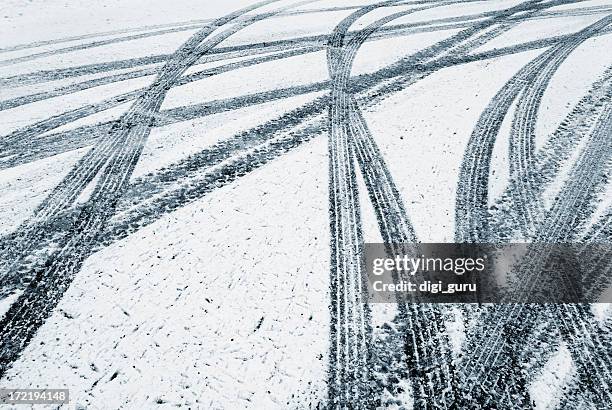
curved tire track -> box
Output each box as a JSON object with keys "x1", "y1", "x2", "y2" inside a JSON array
[{"x1": 0, "y1": 0, "x2": 303, "y2": 378}]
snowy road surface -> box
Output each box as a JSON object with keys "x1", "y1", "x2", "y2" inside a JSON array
[{"x1": 1, "y1": 0, "x2": 612, "y2": 408}]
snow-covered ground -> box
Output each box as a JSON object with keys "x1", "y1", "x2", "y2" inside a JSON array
[{"x1": 1, "y1": 0, "x2": 611, "y2": 408}]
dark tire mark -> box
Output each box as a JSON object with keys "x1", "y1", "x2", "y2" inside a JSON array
[
  {"x1": 508, "y1": 15, "x2": 612, "y2": 238},
  {"x1": 326, "y1": 1, "x2": 459, "y2": 407},
  {"x1": 0, "y1": 0, "x2": 553, "y2": 89},
  {"x1": 489, "y1": 65, "x2": 612, "y2": 242},
  {"x1": 455, "y1": 14, "x2": 612, "y2": 243},
  {"x1": 9, "y1": 20, "x2": 602, "y2": 172},
  {"x1": 460, "y1": 102, "x2": 612, "y2": 407},
  {"x1": 2, "y1": 9, "x2": 602, "y2": 272},
  {"x1": 460, "y1": 66, "x2": 612, "y2": 407},
  {"x1": 0, "y1": 0, "x2": 302, "y2": 378},
  {"x1": 0, "y1": 2, "x2": 418, "y2": 57},
  {"x1": 0, "y1": 45, "x2": 319, "y2": 113}
]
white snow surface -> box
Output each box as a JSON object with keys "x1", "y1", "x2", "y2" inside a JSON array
[{"x1": 1, "y1": 0, "x2": 612, "y2": 408}]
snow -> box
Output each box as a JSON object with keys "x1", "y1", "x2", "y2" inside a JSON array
[
  {"x1": 1, "y1": 0, "x2": 611, "y2": 408},
  {"x1": 0, "y1": 134, "x2": 331, "y2": 409}
]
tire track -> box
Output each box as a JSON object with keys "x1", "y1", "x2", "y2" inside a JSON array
[
  {"x1": 0, "y1": 45, "x2": 328, "y2": 155},
  {"x1": 3, "y1": 0, "x2": 604, "y2": 56},
  {"x1": 1, "y1": 101, "x2": 329, "y2": 298},
  {"x1": 2, "y1": 0, "x2": 284, "y2": 285},
  {"x1": 0, "y1": 0, "x2": 492, "y2": 102},
  {"x1": 0, "y1": 23, "x2": 207, "y2": 68},
  {"x1": 0, "y1": 2, "x2": 562, "y2": 275},
  {"x1": 7, "y1": 11, "x2": 597, "y2": 170},
  {"x1": 2, "y1": 0, "x2": 601, "y2": 147},
  {"x1": 455, "y1": 13, "x2": 612, "y2": 243},
  {"x1": 325, "y1": 1, "x2": 578, "y2": 406},
  {"x1": 0, "y1": 81, "x2": 327, "y2": 171},
  {"x1": 0, "y1": 0, "x2": 596, "y2": 302},
  {"x1": 1, "y1": 2, "x2": 610, "y2": 404},
  {"x1": 0, "y1": 45, "x2": 328, "y2": 164},
  {"x1": 0, "y1": 2, "x2": 420, "y2": 57},
  {"x1": 326, "y1": 1, "x2": 459, "y2": 406},
  {"x1": 489, "y1": 65, "x2": 612, "y2": 242},
  {"x1": 0, "y1": 89, "x2": 141, "y2": 155},
  {"x1": 0, "y1": 3, "x2": 422, "y2": 67},
  {"x1": 7, "y1": 9, "x2": 494, "y2": 151},
  {"x1": 8, "y1": 24, "x2": 609, "y2": 172},
  {"x1": 325, "y1": 1, "x2": 481, "y2": 405},
  {"x1": 459, "y1": 102, "x2": 612, "y2": 407},
  {"x1": 552, "y1": 303, "x2": 612, "y2": 408},
  {"x1": 358, "y1": 0, "x2": 581, "y2": 108},
  {"x1": 460, "y1": 67, "x2": 612, "y2": 407},
  {"x1": 0, "y1": 0, "x2": 313, "y2": 377},
  {"x1": 554, "y1": 305, "x2": 612, "y2": 409},
  {"x1": 453, "y1": 20, "x2": 612, "y2": 402},
  {"x1": 89, "y1": 29, "x2": 571, "y2": 247},
  {"x1": 4, "y1": 0, "x2": 592, "y2": 89},
  {"x1": 325, "y1": 2, "x2": 405, "y2": 406},
  {"x1": 508, "y1": 14, "x2": 612, "y2": 238},
  {"x1": 1, "y1": 45, "x2": 322, "y2": 112},
  {"x1": 0, "y1": 19, "x2": 216, "y2": 54},
  {"x1": 1, "y1": 10, "x2": 599, "y2": 278}
]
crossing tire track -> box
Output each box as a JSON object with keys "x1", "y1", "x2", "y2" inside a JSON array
[
  {"x1": 4, "y1": 0, "x2": 590, "y2": 89},
  {"x1": 489, "y1": 65, "x2": 612, "y2": 242},
  {"x1": 324, "y1": 1, "x2": 461, "y2": 406},
  {"x1": 1, "y1": 5, "x2": 600, "y2": 304},
  {"x1": 459, "y1": 102, "x2": 612, "y2": 406},
  {"x1": 507, "y1": 14, "x2": 612, "y2": 238},
  {"x1": 0, "y1": 0, "x2": 311, "y2": 378},
  {"x1": 455, "y1": 13, "x2": 612, "y2": 243}
]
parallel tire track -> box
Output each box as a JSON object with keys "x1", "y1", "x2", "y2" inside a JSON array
[
  {"x1": 508, "y1": 14, "x2": 612, "y2": 237},
  {"x1": 455, "y1": 13, "x2": 612, "y2": 243},
  {"x1": 1, "y1": 2, "x2": 599, "y2": 300},
  {"x1": 326, "y1": 1, "x2": 455, "y2": 407},
  {"x1": 459, "y1": 102, "x2": 612, "y2": 407},
  {"x1": 3, "y1": 0, "x2": 598, "y2": 89},
  {"x1": 0, "y1": 0, "x2": 297, "y2": 377},
  {"x1": 325, "y1": 1, "x2": 404, "y2": 406}
]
